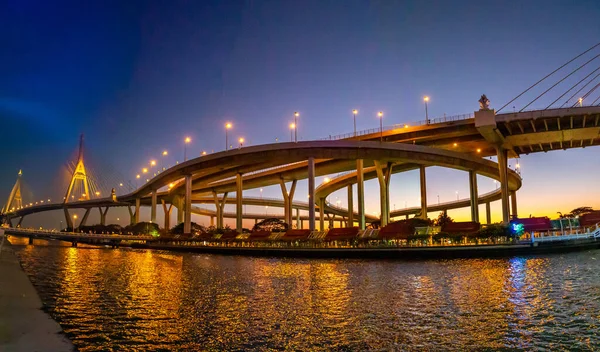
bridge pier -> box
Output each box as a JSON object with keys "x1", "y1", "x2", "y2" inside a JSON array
[
  {"x1": 279, "y1": 179, "x2": 297, "y2": 226},
  {"x1": 80, "y1": 208, "x2": 91, "y2": 228},
  {"x1": 99, "y1": 207, "x2": 109, "y2": 226},
  {"x1": 319, "y1": 198, "x2": 325, "y2": 231},
  {"x1": 420, "y1": 166, "x2": 428, "y2": 220},
  {"x1": 347, "y1": 185, "x2": 354, "y2": 227},
  {"x1": 374, "y1": 161, "x2": 391, "y2": 227},
  {"x1": 497, "y1": 148, "x2": 510, "y2": 224},
  {"x1": 486, "y1": 202, "x2": 492, "y2": 224},
  {"x1": 28, "y1": 237, "x2": 33, "y2": 245},
  {"x1": 210, "y1": 216, "x2": 215, "y2": 227},
  {"x1": 212, "y1": 191, "x2": 228, "y2": 228},
  {"x1": 308, "y1": 157, "x2": 316, "y2": 231},
  {"x1": 151, "y1": 190, "x2": 157, "y2": 223},
  {"x1": 63, "y1": 208, "x2": 73, "y2": 229},
  {"x1": 162, "y1": 200, "x2": 173, "y2": 231},
  {"x1": 184, "y1": 175, "x2": 192, "y2": 235},
  {"x1": 236, "y1": 173, "x2": 243, "y2": 233},
  {"x1": 357, "y1": 159, "x2": 365, "y2": 230},
  {"x1": 128, "y1": 206, "x2": 135, "y2": 226},
  {"x1": 296, "y1": 208, "x2": 300, "y2": 229},
  {"x1": 510, "y1": 191, "x2": 518, "y2": 219},
  {"x1": 71, "y1": 241, "x2": 77, "y2": 247},
  {"x1": 173, "y1": 195, "x2": 183, "y2": 225},
  {"x1": 17, "y1": 216, "x2": 25, "y2": 228},
  {"x1": 469, "y1": 170, "x2": 479, "y2": 222},
  {"x1": 135, "y1": 198, "x2": 141, "y2": 224}
]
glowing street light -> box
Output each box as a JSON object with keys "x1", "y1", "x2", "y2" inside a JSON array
[
  {"x1": 201, "y1": 151, "x2": 207, "y2": 156},
  {"x1": 579, "y1": 97, "x2": 583, "y2": 107},
  {"x1": 352, "y1": 109, "x2": 358, "y2": 137},
  {"x1": 95, "y1": 191, "x2": 100, "y2": 197},
  {"x1": 294, "y1": 112, "x2": 299, "y2": 142},
  {"x1": 455, "y1": 190, "x2": 459, "y2": 200},
  {"x1": 184, "y1": 137, "x2": 191, "y2": 161},
  {"x1": 150, "y1": 160, "x2": 156, "y2": 166},
  {"x1": 289, "y1": 123, "x2": 295, "y2": 142},
  {"x1": 239, "y1": 137, "x2": 245, "y2": 148},
  {"x1": 378, "y1": 111, "x2": 384, "y2": 142},
  {"x1": 323, "y1": 177, "x2": 331, "y2": 184},
  {"x1": 424, "y1": 96, "x2": 430, "y2": 124},
  {"x1": 142, "y1": 168, "x2": 148, "y2": 174},
  {"x1": 162, "y1": 150, "x2": 168, "y2": 156},
  {"x1": 225, "y1": 123, "x2": 232, "y2": 150},
  {"x1": 136, "y1": 174, "x2": 140, "y2": 179}
]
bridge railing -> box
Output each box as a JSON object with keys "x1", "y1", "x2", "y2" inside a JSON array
[{"x1": 320, "y1": 113, "x2": 474, "y2": 141}]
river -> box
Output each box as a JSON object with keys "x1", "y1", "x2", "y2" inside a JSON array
[{"x1": 9, "y1": 237, "x2": 600, "y2": 351}]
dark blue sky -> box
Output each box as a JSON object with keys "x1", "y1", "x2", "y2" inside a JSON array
[{"x1": 2, "y1": 0, "x2": 600, "y2": 224}]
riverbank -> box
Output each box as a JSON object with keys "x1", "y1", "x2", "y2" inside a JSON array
[{"x1": 0, "y1": 232, "x2": 74, "y2": 352}]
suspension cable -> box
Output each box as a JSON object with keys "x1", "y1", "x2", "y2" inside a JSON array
[
  {"x1": 560, "y1": 72, "x2": 600, "y2": 108},
  {"x1": 546, "y1": 65, "x2": 600, "y2": 109},
  {"x1": 571, "y1": 81, "x2": 600, "y2": 108},
  {"x1": 497, "y1": 42, "x2": 600, "y2": 113},
  {"x1": 520, "y1": 54, "x2": 600, "y2": 112}
]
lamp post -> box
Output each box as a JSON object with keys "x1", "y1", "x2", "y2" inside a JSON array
[
  {"x1": 352, "y1": 109, "x2": 358, "y2": 137},
  {"x1": 73, "y1": 214, "x2": 78, "y2": 233},
  {"x1": 289, "y1": 123, "x2": 295, "y2": 142},
  {"x1": 455, "y1": 191, "x2": 459, "y2": 201},
  {"x1": 294, "y1": 112, "x2": 299, "y2": 142},
  {"x1": 424, "y1": 96, "x2": 430, "y2": 124},
  {"x1": 225, "y1": 123, "x2": 232, "y2": 150},
  {"x1": 184, "y1": 137, "x2": 191, "y2": 161},
  {"x1": 378, "y1": 111, "x2": 383, "y2": 142},
  {"x1": 239, "y1": 137, "x2": 244, "y2": 148},
  {"x1": 579, "y1": 97, "x2": 583, "y2": 107}
]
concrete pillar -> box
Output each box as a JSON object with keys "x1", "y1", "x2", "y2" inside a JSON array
[
  {"x1": 151, "y1": 190, "x2": 157, "y2": 223},
  {"x1": 357, "y1": 159, "x2": 365, "y2": 230},
  {"x1": 279, "y1": 179, "x2": 297, "y2": 225},
  {"x1": 308, "y1": 157, "x2": 316, "y2": 231},
  {"x1": 80, "y1": 208, "x2": 91, "y2": 227},
  {"x1": 135, "y1": 198, "x2": 141, "y2": 224},
  {"x1": 420, "y1": 166, "x2": 427, "y2": 220},
  {"x1": 162, "y1": 200, "x2": 173, "y2": 231},
  {"x1": 347, "y1": 184, "x2": 354, "y2": 227},
  {"x1": 127, "y1": 206, "x2": 135, "y2": 226},
  {"x1": 510, "y1": 191, "x2": 518, "y2": 219},
  {"x1": 184, "y1": 174, "x2": 192, "y2": 234},
  {"x1": 296, "y1": 208, "x2": 300, "y2": 229},
  {"x1": 64, "y1": 208, "x2": 73, "y2": 229},
  {"x1": 469, "y1": 170, "x2": 479, "y2": 222},
  {"x1": 172, "y1": 195, "x2": 183, "y2": 225},
  {"x1": 319, "y1": 198, "x2": 325, "y2": 231},
  {"x1": 497, "y1": 148, "x2": 510, "y2": 223},
  {"x1": 236, "y1": 173, "x2": 243, "y2": 233},
  {"x1": 374, "y1": 161, "x2": 389, "y2": 227},
  {"x1": 99, "y1": 207, "x2": 109, "y2": 226},
  {"x1": 210, "y1": 216, "x2": 215, "y2": 227},
  {"x1": 486, "y1": 202, "x2": 492, "y2": 224},
  {"x1": 28, "y1": 237, "x2": 33, "y2": 245}
]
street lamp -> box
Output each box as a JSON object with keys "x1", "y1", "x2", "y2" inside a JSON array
[
  {"x1": 239, "y1": 137, "x2": 244, "y2": 148},
  {"x1": 289, "y1": 123, "x2": 295, "y2": 142},
  {"x1": 95, "y1": 191, "x2": 100, "y2": 197},
  {"x1": 225, "y1": 123, "x2": 232, "y2": 150},
  {"x1": 142, "y1": 168, "x2": 148, "y2": 174},
  {"x1": 455, "y1": 190, "x2": 459, "y2": 200},
  {"x1": 579, "y1": 97, "x2": 583, "y2": 107},
  {"x1": 184, "y1": 137, "x2": 191, "y2": 161},
  {"x1": 424, "y1": 96, "x2": 430, "y2": 124},
  {"x1": 378, "y1": 111, "x2": 383, "y2": 142},
  {"x1": 294, "y1": 112, "x2": 299, "y2": 142},
  {"x1": 352, "y1": 109, "x2": 358, "y2": 137},
  {"x1": 162, "y1": 150, "x2": 168, "y2": 156}
]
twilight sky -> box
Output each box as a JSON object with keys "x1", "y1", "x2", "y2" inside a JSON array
[{"x1": 2, "y1": 0, "x2": 600, "y2": 228}]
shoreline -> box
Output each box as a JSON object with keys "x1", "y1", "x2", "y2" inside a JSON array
[{"x1": 0, "y1": 232, "x2": 74, "y2": 352}]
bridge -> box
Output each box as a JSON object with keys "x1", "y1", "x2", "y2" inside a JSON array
[{"x1": 3, "y1": 44, "x2": 600, "y2": 236}]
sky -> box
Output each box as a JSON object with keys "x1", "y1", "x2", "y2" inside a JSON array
[{"x1": 1, "y1": 0, "x2": 600, "y2": 229}]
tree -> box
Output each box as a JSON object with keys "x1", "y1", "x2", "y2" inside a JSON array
[
  {"x1": 252, "y1": 218, "x2": 288, "y2": 232},
  {"x1": 434, "y1": 211, "x2": 454, "y2": 227},
  {"x1": 567, "y1": 207, "x2": 595, "y2": 218}
]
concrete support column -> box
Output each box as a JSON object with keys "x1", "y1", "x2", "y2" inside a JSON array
[
  {"x1": 127, "y1": 206, "x2": 135, "y2": 226},
  {"x1": 210, "y1": 216, "x2": 215, "y2": 227},
  {"x1": 308, "y1": 157, "x2": 316, "y2": 231},
  {"x1": 80, "y1": 208, "x2": 91, "y2": 227},
  {"x1": 212, "y1": 192, "x2": 228, "y2": 228},
  {"x1": 469, "y1": 170, "x2": 479, "y2": 222},
  {"x1": 161, "y1": 200, "x2": 173, "y2": 231},
  {"x1": 151, "y1": 190, "x2": 157, "y2": 223},
  {"x1": 184, "y1": 175, "x2": 192, "y2": 235},
  {"x1": 347, "y1": 185, "x2": 354, "y2": 227},
  {"x1": 497, "y1": 148, "x2": 510, "y2": 224},
  {"x1": 357, "y1": 159, "x2": 365, "y2": 230},
  {"x1": 486, "y1": 202, "x2": 492, "y2": 224},
  {"x1": 172, "y1": 195, "x2": 183, "y2": 225},
  {"x1": 236, "y1": 173, "x2": 243, "y2": 233},
  {"x1": 18, "y1": 215, "x2": 26, "y2": 228},
  {"x1": 279, "y1": 179, "x2": 297, "y2": 225},
  {"x1": 510, "y1": 191, "x2": 518, "y2": 219},
  {"x1": 420, "y1": 166, "x2": 428, "y2": 220},
  {"x1": 296, "y1": 208, "x2": 300, "y2": 229},
  {"x1": 135, "y1": 198, "x2": 141, "y2": 224},
  {"x1": 64, "y1": 208, "x2": 73, "y2": 229},
  {"x1": 99, "y1": 207, "x2": 109, "y2": 226},
  {"x1": 319, "y1": 198, "x2": 325, "y2": 231},
  {"x1": 374, "y1": 161, "x2": 389, "y2": 227}
]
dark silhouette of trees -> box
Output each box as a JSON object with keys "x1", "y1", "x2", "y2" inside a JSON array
[
  {"x1": 434, "y1": 211, "x2": 454, "y2": 227},
  {"x1": 252, "y1": 218, "x2": 288, "y2": 232}
]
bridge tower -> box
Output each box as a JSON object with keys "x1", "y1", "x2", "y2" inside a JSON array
[
  {"x1": 1, "y1": 170, "x2": 23, "y2": 214},
  {"x1": 64, "y1": 134, "x2": 91, "y2": 203}
]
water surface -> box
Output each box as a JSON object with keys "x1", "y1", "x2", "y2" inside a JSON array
[{"x1": 10, "y1": 237, "x2": 600, "y2": 351}]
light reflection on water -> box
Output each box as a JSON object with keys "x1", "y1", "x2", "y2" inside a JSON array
[{"x1": 9, "y1": 237, "x2": 600, "y2": 351}]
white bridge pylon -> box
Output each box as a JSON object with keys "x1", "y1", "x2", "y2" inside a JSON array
[{"x1": 1, "y1": 170, "x2": 23, "y2": 214}]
